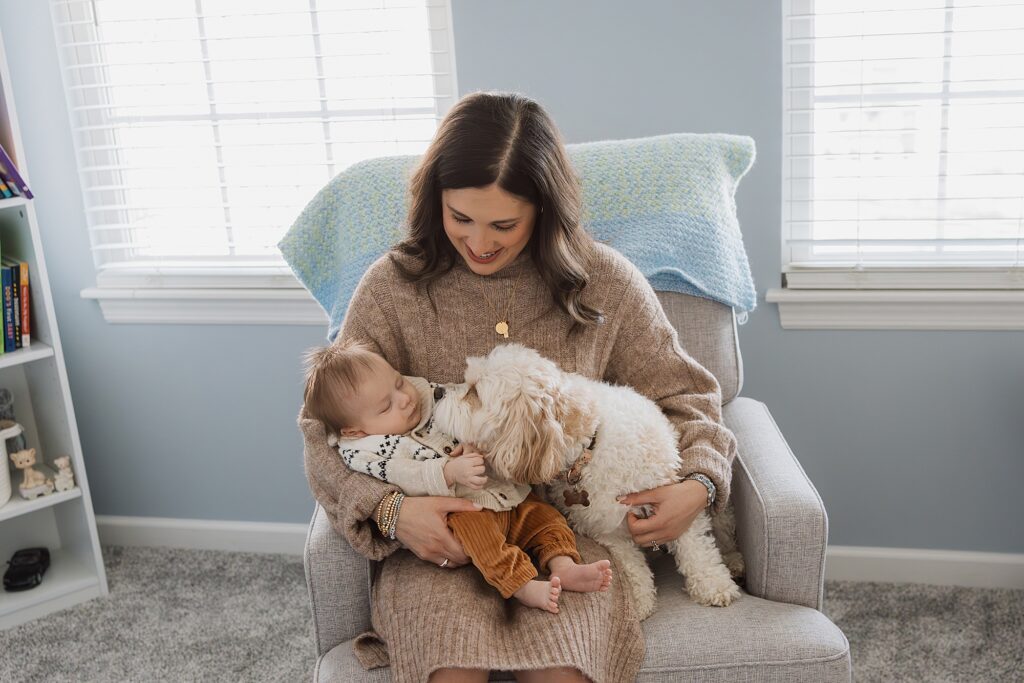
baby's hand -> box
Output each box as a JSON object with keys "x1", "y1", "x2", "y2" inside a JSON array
[{"x1": 444, "y1": 453, "x2": 487, "y2": 490}]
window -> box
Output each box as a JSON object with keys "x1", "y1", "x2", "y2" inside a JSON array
[
  {"x1": 771, "y1": 0, "x2": 1024, "y2": 329},
  {"x1": 51, "y1": 0, "x2": 456, "y2": 304}
]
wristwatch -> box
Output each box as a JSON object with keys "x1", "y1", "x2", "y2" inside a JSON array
[{"x1": 683, "y1": 472, "x2": 716, "y2": 509}]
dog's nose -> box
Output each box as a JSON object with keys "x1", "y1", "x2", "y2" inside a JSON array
[{"x1": 433, "y1": 386, "x2": 446, "y2": 401}]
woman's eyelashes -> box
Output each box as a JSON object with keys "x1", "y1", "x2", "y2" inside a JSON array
[{"x1": 452, "y1": 215, "x2": 516, "y2": 231}]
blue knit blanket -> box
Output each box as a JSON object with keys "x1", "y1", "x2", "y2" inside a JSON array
[{"x1": 280, "y1": 133, "x2": 756, "y2": 340}]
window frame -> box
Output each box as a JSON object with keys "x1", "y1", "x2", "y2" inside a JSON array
[
  {"x1": 51, "y1": 0, "x2": 458, "y2": 325},
  {"x1": 770, "y1": 0, "x2": 1024, "y2": 330}
]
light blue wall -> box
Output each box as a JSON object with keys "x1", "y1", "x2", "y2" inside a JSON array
[{"x1": 1, "y1": 0, "x2": 1021, "y2": 552}]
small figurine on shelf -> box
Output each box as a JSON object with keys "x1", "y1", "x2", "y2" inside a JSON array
[
  {"x1": 10, "y1": 448, "x2": 54, "y2": 499},
  {"x1": 53, "y1": 455, "x2": 76, "y2": 492}
]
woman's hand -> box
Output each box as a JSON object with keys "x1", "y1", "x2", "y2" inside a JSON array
[
  {"x1": 616, "y1": 480, "x2": 708, "y2": 548},
  {"x1": 392, "y1": 495, "x2": 482, "y2": 568}
]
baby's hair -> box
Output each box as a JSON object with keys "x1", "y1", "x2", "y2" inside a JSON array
[{"x1": 303, "y1": 339, "x2": 380, "y2": 433}]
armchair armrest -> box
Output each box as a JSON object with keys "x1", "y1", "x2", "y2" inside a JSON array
[
  {"x1": 304, "y1": 503, "x2": 374, "y2": 657},
  {"x1": 723, "y1": 397, "x2": 829, "y2": 611}
]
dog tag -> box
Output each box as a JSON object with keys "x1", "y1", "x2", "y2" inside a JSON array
[
  {"x1": 495, "y1": 321, "x2": 510, "y2": 338},
  {"x1": 564, "y1": 488, "x2": 590, "y2": 507}
]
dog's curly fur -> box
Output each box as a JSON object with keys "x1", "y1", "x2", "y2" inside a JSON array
[{"x1": 432, "y1": 343, "x2": 743, "y2": 619}]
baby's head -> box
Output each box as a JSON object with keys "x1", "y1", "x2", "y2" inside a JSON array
[{"x1": 303, "y1": 340, "x2": 422, "y2": 438}]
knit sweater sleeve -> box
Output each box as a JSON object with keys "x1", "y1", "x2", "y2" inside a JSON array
[
  {"x1": 299, "y1": 259, "x2": 405, "y2": 560},
  {"x1": 333, "y1": 433, "x2": 455, "y2": 498},
  {"x1": 602, "y1": 258, "x2": 738, "y2": 515}
]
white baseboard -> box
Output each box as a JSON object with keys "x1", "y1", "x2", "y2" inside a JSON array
[
  {"x1": 826, "y1": 545, "x2": 1024, "y2": 590},
  {"x1": 96, "y1": 516, "x2": 1024, "y2": 590},
  {"x1": 96, "y1": 515, "x2": 309, "y2": 556}
]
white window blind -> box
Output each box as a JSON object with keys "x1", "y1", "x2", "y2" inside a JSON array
[
  {"x1": 783, "y1": 0, "x2": 1024, "y2": 275},
  {"x1": 50, "y1": 0, "x2": 456, "y2": 274}
]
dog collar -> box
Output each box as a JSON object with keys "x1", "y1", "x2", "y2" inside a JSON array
[{"x1": 561, "y1": 430, "x2": 598, "y2": 487}]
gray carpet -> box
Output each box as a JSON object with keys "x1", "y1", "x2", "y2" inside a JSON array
[{"x1": 0, "y1": 545, "x2": 1021, "y2": 682}]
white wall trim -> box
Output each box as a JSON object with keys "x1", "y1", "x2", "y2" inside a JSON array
[
  {"x1": 96, "y1": 515, "x2": 1024, "y2": 589},
  {"x1": 765, "y1": 288, "x2": 1024, "y2": 330},
  {"x1": 96, "y1": 515, "x2": 309, "y2": 555},
  {"x1": 827, "y1": 545, "x2": 1024, "y2": 590}
]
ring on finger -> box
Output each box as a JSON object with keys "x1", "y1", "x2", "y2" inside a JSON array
[
  {"x1": 439, "y1": 558, "x2": 450, "y2": 568},
  {"x1": 650, "y1": 541, "x2": 661, "y2": 552}
]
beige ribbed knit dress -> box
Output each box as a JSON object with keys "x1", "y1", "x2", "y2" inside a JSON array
[{"x1": 300, "y1": 241, "x2": 738, "y2": 682}]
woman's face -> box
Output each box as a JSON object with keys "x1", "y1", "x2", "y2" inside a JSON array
[{"x1": 441, "y1": 184, "x2": 537, "y2": 276}]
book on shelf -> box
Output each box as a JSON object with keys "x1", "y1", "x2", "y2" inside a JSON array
[
  {"x1": 1, "y1": 264, "x2": 13, "y2": 353},
  {"x1": 0, "y1": 142, "x2": 32, "y2": 199},
  {"x1": 0, "y1": 176, "x2": 11, "y2": 198},
  {"x1": 0, "y1": 256, "x2": 29, "y2": 349}
]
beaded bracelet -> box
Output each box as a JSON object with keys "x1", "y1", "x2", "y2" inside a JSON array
[
  {"x1": 387, "y1": 494, "x2": 405, "y2": 540},
  {"x1": 375, "y1": 491, "x2": 399, "y2": 534}
]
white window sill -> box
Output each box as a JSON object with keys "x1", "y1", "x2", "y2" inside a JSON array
[
  {"x1": 768, "y1": 266, "x2": 1024, "y2": 330},
  {"x1": 766, "y1": 289, "x2": 1024, "y2": 330},
  {"x1": 80, "y1": 268, "x2": 328, "y2": 325}
]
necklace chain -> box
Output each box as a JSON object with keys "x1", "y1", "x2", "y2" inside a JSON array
[{"x1": 478, "y1": 267, "x2": 525, "y2": 338}]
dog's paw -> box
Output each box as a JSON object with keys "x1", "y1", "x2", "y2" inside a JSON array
[
  {"x1": 686, "y1": 575, "x2": 742, "y2": 607},
  {"x1": 723, "y1": 550, "x2": 745, "y2": 579},
  {"x1": 633, "y1": 588, "x2": 658, "y2": 621}
]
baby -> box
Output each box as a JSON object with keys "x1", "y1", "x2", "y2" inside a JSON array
[{"x1": 303, "y1": 339, "x2": 613, "y2": 613}]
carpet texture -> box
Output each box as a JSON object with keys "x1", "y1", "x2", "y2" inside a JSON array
[{"x1": 0, "y1": 545, "x2": 1021, "y2": 682}]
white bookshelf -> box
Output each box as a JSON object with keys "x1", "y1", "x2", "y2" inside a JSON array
[{"x1": 0, "y1": 28, "x2": 107, "y2": 630}]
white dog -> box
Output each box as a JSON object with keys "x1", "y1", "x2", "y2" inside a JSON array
[{"x1": 432, "y1": 343, "x2": 743, "y2": 619}]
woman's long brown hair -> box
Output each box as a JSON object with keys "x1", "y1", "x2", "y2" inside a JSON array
[{"x1": 390, "y1": 91, "x2": 604, "y2": 331}]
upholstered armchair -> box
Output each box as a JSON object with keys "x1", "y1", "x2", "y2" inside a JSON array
[{"x1": 303, "y1": 292, "x2": 853, "y2": 682}]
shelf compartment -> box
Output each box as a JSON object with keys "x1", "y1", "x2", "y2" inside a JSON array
[
  {"x1": 0, "y1": 486, "x2": 82, "y2": 523},
  {"x1": 0, "y1": 546, "x2": 101, "y2": 628}
]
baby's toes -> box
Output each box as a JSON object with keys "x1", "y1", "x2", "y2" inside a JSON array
[{"x1": 548, "y1": 576, "x2": 562, "y2": 613}]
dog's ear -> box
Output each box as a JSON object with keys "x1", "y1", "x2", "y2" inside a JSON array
[
  {"x1": 488, "y1": 382, "x2": 567, "y2": 485},
  {"x1": 550, "y1": 386, "x2": 593, "y2": 445}
]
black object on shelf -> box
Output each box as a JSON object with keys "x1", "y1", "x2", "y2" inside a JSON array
[{"x1": 3, "y1": 547, "x2": 50, "y2": 592}]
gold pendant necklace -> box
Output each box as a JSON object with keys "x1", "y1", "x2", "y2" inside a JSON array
[{"x1": 479, "y1": 267, "x2": 524, "y2": 339}]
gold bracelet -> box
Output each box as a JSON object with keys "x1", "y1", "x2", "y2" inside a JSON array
[
  {"x1": 375, "y1": 491, "x2": 398, "y2": 533},
  {"x1": 379, "y1": 491, "x2": 401, "y2": 536}
]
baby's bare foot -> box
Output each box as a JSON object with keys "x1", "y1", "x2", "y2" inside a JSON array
[
  {"x1": 548, "y1": 556, "x2": 613, "y2": 593},
  {"x1": 512, "y1": 576, "x2": 562, "y2": 614}
]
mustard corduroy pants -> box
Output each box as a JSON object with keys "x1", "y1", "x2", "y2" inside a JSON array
[{"x1": 447, "y1": 492, "x2": 583, "y2": 598}]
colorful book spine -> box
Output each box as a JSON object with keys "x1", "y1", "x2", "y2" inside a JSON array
[
  {"x1": 1, "y1": 257, "x2": 29, "y2": 348},
  {"x1": 0, "y1": 143, "x2": 32, "y2": 199},
  {"x1": 18, "y1": 261, "x2": 29, "y2": 348},
  {"x1": 9, "y1": 265, "x2": 18, "y2": 349},
  {"x1": 0, "y1": 177, "x2": 11, "y2": 198},
  {"x1": 1, "y1": 266, "x2": 13, "y2": 353}
]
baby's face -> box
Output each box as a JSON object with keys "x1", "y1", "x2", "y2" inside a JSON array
[{"x1": 342, "y1": 356, "x2": 422, "y2": 437}]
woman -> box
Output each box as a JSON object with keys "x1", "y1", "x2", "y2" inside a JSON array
[{"x1": 302, "y1": 91, "x2": 738, "y2": 682}]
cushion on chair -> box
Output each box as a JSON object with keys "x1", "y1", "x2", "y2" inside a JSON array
[{"x1": 315, "y1": 552, "x2": 850, "y2": 682}]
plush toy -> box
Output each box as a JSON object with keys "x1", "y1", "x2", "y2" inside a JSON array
[
  {"x1": 10, "y1": 448, "x2": 54, "y2": 499},
  {"x1": 53, "y1": 456, "x2": 76, "y2": 492}
]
